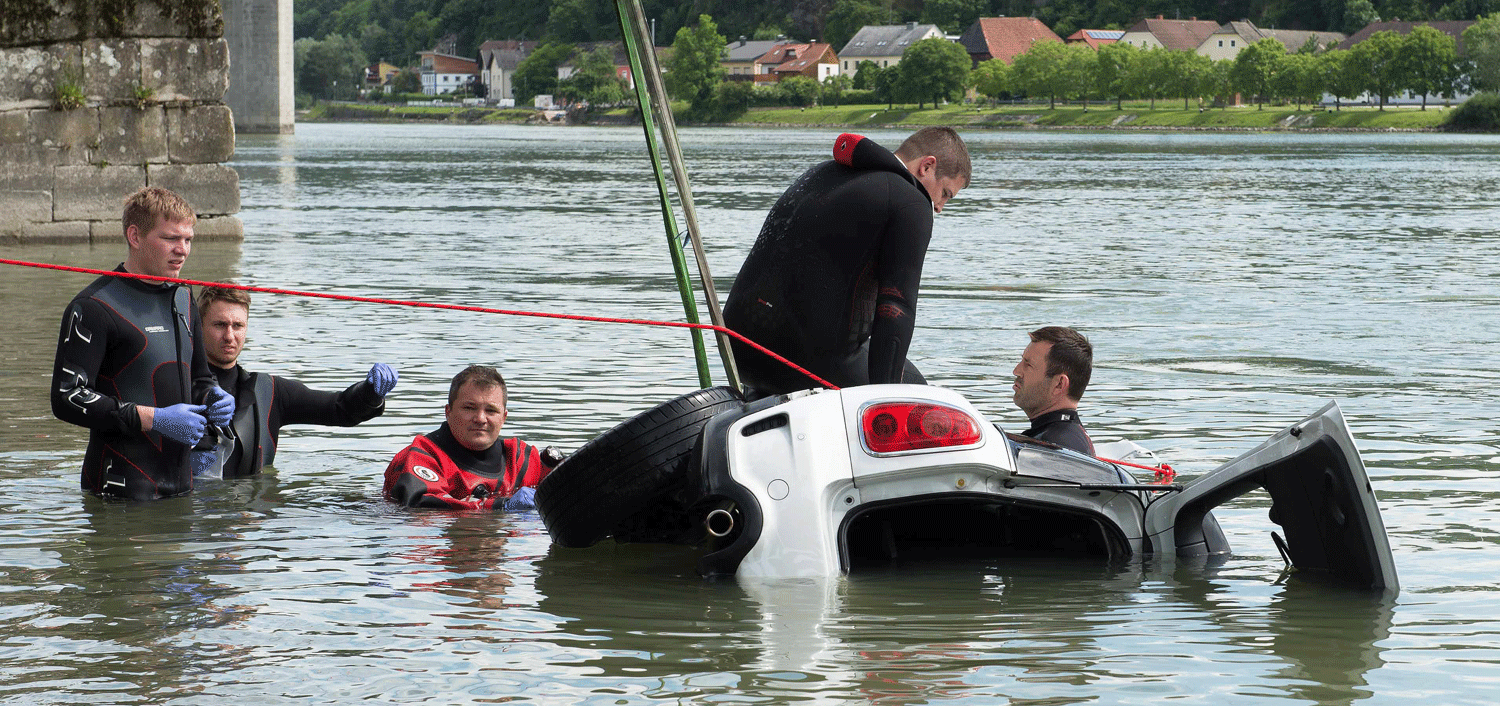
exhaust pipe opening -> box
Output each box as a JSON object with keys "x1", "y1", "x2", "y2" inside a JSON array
[{"x1": 705, "y1": 507, "x2": 736, "y2": 537}]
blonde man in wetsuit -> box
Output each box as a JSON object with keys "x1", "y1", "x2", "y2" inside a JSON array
[
  {"x1": 723, "y1": 127, "x2": 970, "y2": 395},
  {"x1": 50, "y1": 187, "x2": 234, "y2": 499}
]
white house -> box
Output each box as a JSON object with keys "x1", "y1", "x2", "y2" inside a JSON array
[
  {"x1": 418, "y1": 50, "x2": 478, "y2": 95},
  {"x1": 837, "y1": 22, "x2": 943, "y2": 78},
  {"x1": 478, "y1": 40, "x2": 538, "y2": 105}
]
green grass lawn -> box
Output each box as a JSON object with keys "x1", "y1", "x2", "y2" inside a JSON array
[
  {"x1": 302, "y1": 99, "x2": 1457, "y2": 131},
  {"x1": 734, "y1": 101, "x2": 1454, "y2": 130},
  {"x1": 302, "y1": 102, "x2": 534, "y2": 123}
]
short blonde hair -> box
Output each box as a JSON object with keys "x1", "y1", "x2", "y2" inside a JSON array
[
  {"x1": 123, "y1": 187, "x2": 196, "y2": 238},
  {"x1": 894, "y1": 127, "x2": 972, "y2": 188}
]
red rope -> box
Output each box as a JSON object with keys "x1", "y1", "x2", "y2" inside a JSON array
[
  {"x1": 1099, "y1": 456, "x2": 1178, "y2": 484},
  {"x1": 0, "y1": 257, "x2": 840, "y2": 391}
]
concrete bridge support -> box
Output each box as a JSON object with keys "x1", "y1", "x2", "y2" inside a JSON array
[{"x1": 223, "y1": 0, "x2": 294, "y2": 134}]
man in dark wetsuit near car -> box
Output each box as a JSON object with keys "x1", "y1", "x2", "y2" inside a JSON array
[
  {"x1": 384, "y1": 365, "x2": 559, "y2": 511},
  {"x1": 723, "y1": 127, "x2": 971, "y2": 395},
  {"x1": 1011, "y1": 326, "x2": 1094, "y2": 455},
  {"x1": 51, "y1": 187, "x2": 235, "y2": 500},
  {"x1": 193, "y1": 286, "x2": 399, "y2": 478}
]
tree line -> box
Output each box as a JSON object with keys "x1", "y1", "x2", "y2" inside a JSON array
[
  {"x1": 982, "y1": 19, "x2": 1500, "y2": 112},
  {"x1": 292, "y1": 0, "x2": 1500, "y2": 70},
  {"x1": 653, "y1": 13, "x2": 1500, "y2": 121}
]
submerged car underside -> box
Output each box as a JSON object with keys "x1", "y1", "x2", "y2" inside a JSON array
[{"x1": 538, "y1": 385, "x2": 1397, "y2": 591}]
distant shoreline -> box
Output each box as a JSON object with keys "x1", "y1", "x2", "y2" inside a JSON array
[{"x1": 299, "y1": 102, "x2": 1460, "y2": 132}]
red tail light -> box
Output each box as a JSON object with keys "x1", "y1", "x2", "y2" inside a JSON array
[{"x1": 861, "y1": 402, "x2": 982, "y2": 454}]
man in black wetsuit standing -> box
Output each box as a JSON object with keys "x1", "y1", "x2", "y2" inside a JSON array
[
  {"x1": 194, "y1": 286, "x2": 399, "y2": 477},
  {"x1": 1011, "y1": 326, "x2": 1094, "y2": 455},
  {"x1": 723, "y1": 127, "x2": 971, "y2": 394},
  {"x1": 51, "y1": 187, "x2": 235, "y2": 500}
]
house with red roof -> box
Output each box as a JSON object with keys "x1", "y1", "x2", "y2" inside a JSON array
[
  {"x1": 754, "y1": 43, "x2": 839, "y2": 82},
  {"x1": 1065, "y1": 29, "x2": 1124, "y2": 50},
  {"x1": 1119, "y1": 15, "x2": 1221, "y2": 51},
  {"x1": 959, "y1": 17, "x2": 1064, "y2": 66}
]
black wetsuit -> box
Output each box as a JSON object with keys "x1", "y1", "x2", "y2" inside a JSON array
[
  {"x1": 203, "y1": 364, "x2": 386, "y2": 477},
  {"x1": 1022, "y1": 409, "x2": 1094, "y2": 455},
  {"x1": 51, "y1": 267, "x2": 216, "y2": 500},
  {"x1": 724, "y1": 133, "x2": 933, "y2": 394}
]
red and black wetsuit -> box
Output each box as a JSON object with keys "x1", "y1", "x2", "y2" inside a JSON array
[
  {"x1": 384, "y1": 423, "x2": 553, "y2": 510},
  {"x1": 724, "y1": 133, "x2": 933, "y2": 394},
  {"x1": 50, "y1": 267, "x2": 217, "y2": 500},
  {"x1": 1022, "y1": 409, "x2": 1094, "y2": 456},
  {"x1": 205, "y1": 364, "x2": 386, "y2": 478}
]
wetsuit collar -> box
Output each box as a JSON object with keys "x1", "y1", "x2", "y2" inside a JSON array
[
  {"x1": 112, "y1": 263, "x2": 176, "y2": 291},
  {"x1": 428, "y1": 422, "x2": 507, "y2": 475},
  {"x1": 211, "y1": 363, "x2": 244, "y2": 394},
  {"x1": 1028, "y1": 408, "x2": 1081, "y2": 430},
  {"x1": 833, "y1": 135, "x2": 920, "y2": 191}
]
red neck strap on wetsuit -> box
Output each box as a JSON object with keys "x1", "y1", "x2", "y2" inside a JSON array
[{"x1": 833, "y1": 133, "x2": 866, "y2": 166}]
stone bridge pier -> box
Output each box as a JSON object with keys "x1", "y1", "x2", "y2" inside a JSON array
[
  {"x1": 1, "y1": 0, "x2": 241, "y2": 243},
  {"x1": 222, "y1": 0, "x2": 293, "y2": 134}
]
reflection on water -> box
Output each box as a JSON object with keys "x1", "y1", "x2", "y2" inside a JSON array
[{"x1": 1, "y1": 124, "x2": 1499, "y2": 702}]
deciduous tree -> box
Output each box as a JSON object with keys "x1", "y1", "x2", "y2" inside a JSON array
[
  {"x1": 1399, "y1": 25, "x2": 1459, "y2": 109},
  {"x1": 557, "y1": 45, "x2": 627, "y2": 109},
  {"x1": 972, "y1": 58, "x2": 1012, "y2": 103},
  {"x1": 921, "y1": 0, "x2": 984, "y2": 34},
  {"x1": 851, "y1": 60, "x2": 882, "y2": 89},
  {"x1": 1013, "y1": 40, "x2": 1083, "y2": 109},
  {"x1": 821, "y1": 74, "x2": 854, "y2": 107},
  {"x1": 1274, "y1": 52, "x2": 1322, "y2": 109},
  {"x1": 1231, "y1": 38, "x2": 1287, "y2": 109},
  {"x1": 1462, "y1": 13, "x2": 1500, "y2": 93},
  {"x1": 294, "y1": 34, "x2": 367, "y2": 100},
  {"x1": 1094, "y1": 41, "x2": 1139, "y2": 110},
  {"x1": 513, "y1": 41, "x2": 575, "y2": 105},
  {"x1": 1321, "y1": 49, "x2": 1368, "y2": 110},
  {"x1": 894, "y1": 37, "x2": 971, "y2": 108},
  {"x1": 824, "y1": 0, "x2": 893, "y2": 54},
  {"x1": 666, "y1": 14, "x2": 728, "y2": 107},
  {"x1": 1352, "y1": 30, "x2": 1406, "y2": 110}
]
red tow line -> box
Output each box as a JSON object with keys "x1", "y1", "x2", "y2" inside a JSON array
[
  {"x1": 0, "y1": 258, "x2": 841, "y2": 391},
  {"x1": 1099, "y1": 455, "x2": 1178, "y2": 484}
]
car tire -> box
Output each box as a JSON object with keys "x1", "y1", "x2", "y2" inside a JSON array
[{"x1": 538, "y1": 386, "x2": 744, "y2": 548}]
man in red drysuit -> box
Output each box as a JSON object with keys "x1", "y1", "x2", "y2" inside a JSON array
[{"x1": 384, "y1": 365, "x2": 557, "y2": 510}]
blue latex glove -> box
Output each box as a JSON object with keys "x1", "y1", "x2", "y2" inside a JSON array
[
  {"x1": 367, "y1": 363, "x2": 398, "y2": 397},
  {"x1": 191, "y1": 448, "x2": 219, "y2": 478},
  {"x1": 153, "y1": 403, "x2": 207, "y2": 446},
  {"x1": 502, "y1": 486, "x2": 537, "y2": 512},
  {"x1": 204, "y1": 386, "x2": 235, "y2": 427}
]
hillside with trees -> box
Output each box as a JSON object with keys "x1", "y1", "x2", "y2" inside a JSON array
[{"x1": 294, "y1": 0, "x2": 1500, "y2": 66}]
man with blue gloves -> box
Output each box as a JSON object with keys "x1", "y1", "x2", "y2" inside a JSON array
[
  {"x1": 51, "y1": 187, "x2": 234, "y2": 500},
  {"x1": 193, "y1": 286, "x2": 398, "y2": 478}
]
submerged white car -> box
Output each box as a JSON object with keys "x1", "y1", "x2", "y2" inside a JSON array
[{"x1": 537, "y1": 384, "x2": 1397, "y2": 590}]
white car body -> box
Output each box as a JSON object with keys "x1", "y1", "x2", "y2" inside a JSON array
[{"x1": 690, "y1": 384, "x2": 1396, "y2": 590}]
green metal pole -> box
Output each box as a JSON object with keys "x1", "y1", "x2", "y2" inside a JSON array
[
  {"x1": 619, "y1": 0, "x2": 741, "y2": 392},
  {"x1": 615, "y1": 0, "x2": 712, "y2": 389}
]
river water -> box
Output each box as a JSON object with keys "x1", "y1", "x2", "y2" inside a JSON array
[{"x1": 2, "y1": 123, "x2": 1499, "y2": 703}]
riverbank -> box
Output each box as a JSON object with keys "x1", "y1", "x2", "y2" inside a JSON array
[{"x1": 302, "y1": 100, "x2": 1459, "y2": 131}]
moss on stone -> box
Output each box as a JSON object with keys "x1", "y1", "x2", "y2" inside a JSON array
[
  {"x1": 98, "y1": 0, "x2": 223, "y2": 38},
  {"x1": 0, "y1": 0, "x2": 63, "y2": 45}
]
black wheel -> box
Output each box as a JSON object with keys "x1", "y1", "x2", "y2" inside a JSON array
[{"x1": 537, "y1": 386, "x2": 743, "y2": 548}]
